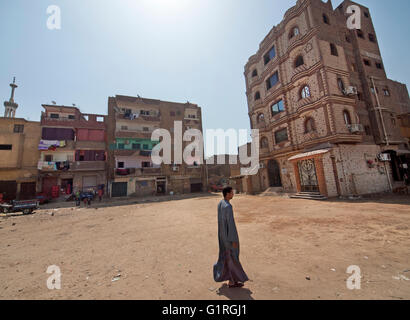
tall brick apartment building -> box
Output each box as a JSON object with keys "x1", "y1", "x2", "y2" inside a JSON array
[
  {"x1": 107, "y1": 95, "x2": 206, "y2": 197},
  {"x1": 244, "y1": 0, "x2": 410, "y2": 197},
  {"x1": 37, "y1": 105, "x2": 108, "y2": 198}
]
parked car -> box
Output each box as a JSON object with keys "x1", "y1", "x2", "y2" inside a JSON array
[
  {"x1": 209, "y1": 183, "x2": 224, "y2": 192},
  {"x1": 80, "y1": 191, "x2": 94, "y2": 201},
  {"x1": 1, "y1": 200, "x2": 39, "y2": 215},
  {"x1": 36, "y1": 192, "x2": 52, "y2": 205}
]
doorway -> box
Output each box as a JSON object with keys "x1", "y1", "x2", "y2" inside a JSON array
[
  {"x1": 268, "y1": 160, "x2": 282, "y2": 187},
  {"x1": 297, "y1": 159, "x2": 319, "y2": 192}
]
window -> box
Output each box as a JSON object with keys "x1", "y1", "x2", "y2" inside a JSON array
[
  {"x1": 301, "y1": 85, "x2": 311, "y2": 99},
  {"x1": 260, "y1": 137, "x2": 269, "y2": 149},
  {"x1": 364, "y1": 11, "x2": 369, "y2": 18},
  {"x1": 330, "y1": 43, "x2": 338, "y2": 56},
  {"x1": 368, "y1": 34, "x2": 376, "y2": 42},
  {"x1": 364, "y1": 125, "x2": 371, "y2": 136},
  {"x1": 118, "y1": 162, "x2": 125, "y2": 169},
  {"x1": 132, "y1": 143, "x2": 141, "y2": 150},
  {"x1": 345, "y1": 35, "x2": 351, "y2": 43},
  {"x1": 50, "y1": 113, "x2": 59, "y2": 119},
  {"x1": 266, "y1": 71, "x2": 279, "y2": 90},
  {"x1": 121, "y1": 126, "x2": 128, "y2": 131},
  {"x1": 323, "y1": 14, "x2": 330, "y2": 25},
  {"x1": 376, "y1": 62, "x2": 383, "y2": 69},
  {"x1": 257, "y1": 113, "x2": 265, "y2": 123},
  {"x1": 68, "y1": 115, "x2": 76, "y2": 120},
  {"x1": 351, "y1": 63, "x2": 357, "y2": 72},
  {"x1": 140, "y1": 110, "x2": 150, "y2": 115},
  {"x1": 143, "y1": 127, "x2": 149, "y2": 132},
  {"x1": 357, "y1": 30, "x2": 364, "y2": 38},
  {"x1": 118, "y1": 143, "x2": 125, "y2": 150},
  {"x1": 337, "y1": 78, "x2": 345, "y2": 93},
  {"x1": 264, "y1": 45, "x2": 276, "y2": 65},
  {"x1": 343, "y1": 110, "x2": 352, "y2": 125},
  {"x1": 294, "y1": 55, "x2": 304, "y2": 68},
  {"x1": 274, "y1": 128, "x2": 288, "y2": 143},
  {"x1": 363, "y1": 59, "x2": 371, "y2": 66},
  {"x1": 0, "y1": 144, "x2": 12, "y2": 151},
  {"x1": 371, "y1": 87, "x2": 379, "y2": 94},
  {"x1": 383, "y1": 89, "x2": 390, "y2": 96},
  {"x1": 305, "y1": 118, "x2": 315, "y2": 133},
  {"x1": 289, "y1": 27, "x2": 299, "y2": 39},
  {"x1": 252, "y1": 69, "x2": 258, "y2": 77},
  {"x1": 44, "y1": 155, "x2": 53, "y2": 162},
  {"x1": 254, "y1": 92, "x2": 261, "y2": 101},
  {"x1": 391, "y1": 118, "x2": 396, "y2": 126},
  {"x1": 143, "y1": 144, "x2": 149, "y2": 150},
  {"x1": 177, "y1": 111, "x2": 181, "y2": 116},
  {"x1": 271, "y1": 100, "x2": 285, "y2": 116},
  {"x1": 13, "y1": 124, "x2": 24, "y2": 133},
  {"x1": 170, "y1": 111, "x2": 176, "y2": 116}
]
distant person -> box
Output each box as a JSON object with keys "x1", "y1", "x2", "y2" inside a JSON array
[
  {"x1": 75, "y1": 191, "x2": 81, "y2": 207},
  {"x1": 213, "y1": 186, "x2": 249, "y2": 288},
  {"x1": 98, "y1": 188, "x2": 103, "y2": 202}
]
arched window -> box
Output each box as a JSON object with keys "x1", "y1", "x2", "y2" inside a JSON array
[
  {"x1": 257, "y1": 113, "x2": 265, "y2": 123},
  {"x1": 301, "y1": 85, "x2": 311, "y2": 99},
  {"x1": 252, "y1": 69, "x2": 258, "y2": 77},
  {"x1": 254, "y1": 91, "x2": 261, "y2": 101},
  {"x1": 343, "y1": 110, "x2": 352, "y2": 125},
  {"x1": 323, "y1": 14, "x2": 330, "y2": 25},
  {"x1": 305, "y1": 117, "x2": 316, "y2": 133},
  {"x1": 294, "y1": 55, "x2": 304, "y2": 68},
  {"x1": 260, "y1": 137, "x2": 269, "y2": 149},
  {"x1": 289, "y1": 27, "x2": 300, "y2": 39}
]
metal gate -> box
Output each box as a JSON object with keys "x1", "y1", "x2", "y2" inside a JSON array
[
  {"x1": 20, "y1": 182, "x2": 36, "y2": 200},
  {"x1": 111, "y1": 182, "x2": 127, "y2": 197},
  {"x1": 0, "y1": 181, "x2": 17, "y2": 201},
  {"x1": 297, "y1": 159, "x2": 319, "y2": 192}
]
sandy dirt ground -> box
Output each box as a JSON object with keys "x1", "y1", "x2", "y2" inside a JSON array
[{"x1": 0, "y1": 193, "x2": 409, "y2": 300}]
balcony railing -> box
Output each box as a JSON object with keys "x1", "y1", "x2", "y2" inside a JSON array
[
  {"x1": 70, "y1": 161, "x2": 106, "y2": 171},
  {"x1": 114, "y1": 167, "x2": 162, "y2": 177},
  {"x1": 347, "y1": 124, "x2": 364, "y2": 134},
  {"x1": 116, "y1": 113, "x2": 161, "y2": 122},
  {"x1": 38, "y1": 160, "x2": 106, "y2": 172}
]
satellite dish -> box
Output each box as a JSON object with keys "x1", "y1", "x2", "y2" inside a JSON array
[{"x1": 51, "y1": 101, "x2": 57, "y2": 105}]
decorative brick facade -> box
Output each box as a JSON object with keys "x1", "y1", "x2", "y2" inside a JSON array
[{"x1": 244, "y1": 0, "x2": 410, "y2": 197}]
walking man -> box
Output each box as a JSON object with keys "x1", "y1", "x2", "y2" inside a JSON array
[{"x1": 213, "y1": 186, "x2": 249, "y2": 288}]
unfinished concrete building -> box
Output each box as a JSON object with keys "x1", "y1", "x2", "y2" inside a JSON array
[{"x1": 107, "y1": 95, "x2": 206, "y2": 197}]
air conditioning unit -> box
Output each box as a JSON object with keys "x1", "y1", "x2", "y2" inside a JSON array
[
  {"x1": 378, "y1": 153, "x2": 391, "y2": 162},
  {"x1": 259, "y1": 163, "x2": 265, "y2": 169},
  {"x1": 343, "y1": 86, "x2": 358, "y2": 96},
  {"x1": 348, "y1": 124, "x2": 364, "y2": 134}
]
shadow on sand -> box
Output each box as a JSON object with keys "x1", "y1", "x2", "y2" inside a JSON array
[{"x1": 216, "y1": 283, "x2": 254, "y2": 300}]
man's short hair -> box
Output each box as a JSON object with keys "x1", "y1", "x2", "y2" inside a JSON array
[{"x1": 223, "y1": 186, "x2": 233, "y2": 197}]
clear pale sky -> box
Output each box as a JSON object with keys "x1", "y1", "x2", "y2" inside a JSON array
[{"x1": 1, "y1": 0, "x2": 409, "y2": 156}]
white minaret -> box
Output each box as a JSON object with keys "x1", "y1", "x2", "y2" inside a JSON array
[{"x1": 3, "y1": 77, "x2": 18, "y2": 118}]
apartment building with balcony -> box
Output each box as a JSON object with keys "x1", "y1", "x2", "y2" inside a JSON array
[
  {"x1": 244, "y1": 0, "x2": 410, "y2": 197},
  {"x1": 107, "y1": 95, "x2": 206, "y2": 197},
  {"x1": 38, "y1": 105, "x2": 108, "y2": 198}
]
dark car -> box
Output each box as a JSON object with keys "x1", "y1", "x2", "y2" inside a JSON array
[
  {"x1": 36, "y1": 192, "x2": 52, "y2": 205},
  {"x1": 80, "y1": 191, "x2": 94, "y2": 201},
  {"x1": 1, "y1": 200, "x2": 39, "y2": 215}
]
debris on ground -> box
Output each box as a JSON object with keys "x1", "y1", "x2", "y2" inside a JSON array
[
  {"x1": 306, "y1": 276, "x2": 311, "y2": 280},
  {"x1": 111, "y1": 274, "x2": 121, "y2": 282}
]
